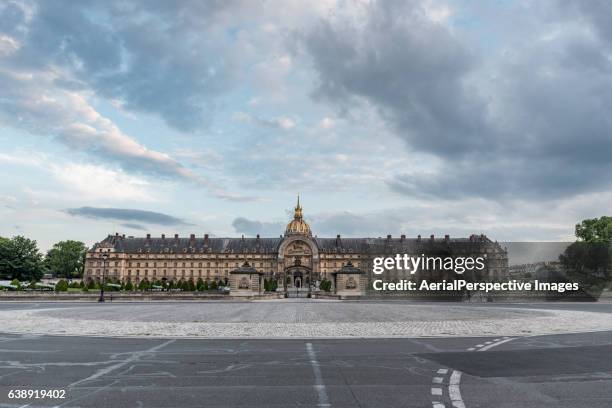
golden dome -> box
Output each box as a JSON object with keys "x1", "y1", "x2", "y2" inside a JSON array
[{"x1": 285, "y1": 195, "x2": 312, "y2": 236}]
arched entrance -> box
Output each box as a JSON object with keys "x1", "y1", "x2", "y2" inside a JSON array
[{"x1": 284, "y1": 259, "x2": 312, "y2": 298}]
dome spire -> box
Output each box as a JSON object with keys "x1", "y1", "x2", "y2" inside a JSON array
[
  {"x1": 294, "y1": 194, "x2": 303, "y2": 220},
  {"x1": 285, "y1": 196, "x2": 311, "y2": 236}
]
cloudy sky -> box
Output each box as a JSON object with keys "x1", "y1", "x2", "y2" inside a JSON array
[{"x1": 1, "y1": 0, "x2": 611, "y2": 250}]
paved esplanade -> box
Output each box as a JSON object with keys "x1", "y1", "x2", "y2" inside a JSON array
[
  {"x1": 1, "y1": 302, "x2": 612, "y2": 407},
  {"x1": 2, "y1": 300, "x2": 612, "y2": 338},
  {"x1": 1, "y1": 301, "x2": 612, "y2": 408}
]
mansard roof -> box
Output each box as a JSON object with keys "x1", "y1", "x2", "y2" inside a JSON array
[{"x1": 93, "y1": 233, "x2": 505, "y2": 254}]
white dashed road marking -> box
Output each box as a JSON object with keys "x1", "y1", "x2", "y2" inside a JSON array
[
  {"x1": 431, "y1": 336, "x2": 520, "y2": 408},
  {"x1": 306, "y1": 342, "x2": 330, "y2": 407},
  {"x1": 478, "y1": 337, "x2": 515, "y2": 351},
  {"x1": 431, "y1": 388, "x2": 443, "y2": 396},
  {"x1": 467, "y1": 336, "x2": 515, "y2": 352},
  {"x1": 449, "y1": 370, "x2": 465, "y2": 408}
]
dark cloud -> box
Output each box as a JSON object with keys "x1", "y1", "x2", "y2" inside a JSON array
[
  {"x1": 65, "y1": 207, "x2": 191, "y2": 226},
  {"x1": 120, "y1": 223, "x2": 148, "y2": 231},
  {"x1": 301, "y1": 0, "x2": 612, "y2": 200},
  {"x1": 5, "y1": 1, "x2": 235, "y2": 132},
  {"x1": 303, "y1": 1, "x2": 485, "y2": 157}
]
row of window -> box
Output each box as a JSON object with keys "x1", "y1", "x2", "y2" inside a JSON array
[
  {"x1": 88, "y1": 260, "x2": 358, "y2": 269},
  {"x1": 90, "y1": 253, "x2": 362, "y2": 260}
]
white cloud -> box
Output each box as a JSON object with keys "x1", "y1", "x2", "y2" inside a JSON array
[
  {"x1": 276, "y1": 116, "x2": 296, "y2": 130},
  {"x1": 318, "y1": 117, "x2": 334, "y2": 129},
  {"x1": 422, "y1": 1, "x2": 453, "y2": 23},
  {"x1": 0, "y1": 195, "x2": 17, "y2": 206},
  {"x1": 50, "y1": 163, "x2": 155, "y2": 202},
  {"x1": 0, "y1": 152, "x2": 155, "y2": 202},
  {"x1": 232, "y1": 111, "x2": 297, "y2": 130},
  {"x1": 0, "y1": 35, "x2": 20, "y2": 56}
]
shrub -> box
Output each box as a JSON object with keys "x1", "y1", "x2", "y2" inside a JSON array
[
  {"x1": 320, "y1": 279, "x2": 332, "y2": 292},
  {"x1": 182, "y1": 280, "x2": 190, "y2": 291},
  {"x1": 55, "y1": 279, "x2": 69, "y2": 292},
  {"x1": 138, "y1": 279, "x2": 150, "y2": 291}
]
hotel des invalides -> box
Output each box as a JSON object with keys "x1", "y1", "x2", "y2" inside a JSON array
[{"x1": 84, "y1": 198, "x2": 508, "y2": 296}]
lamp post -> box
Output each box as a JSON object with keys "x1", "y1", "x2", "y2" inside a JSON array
[
  {"x1": 308, "y1": 268, "x2": 312, "y2": 298},
  {"x1": 98, "y1": 253, "x2": 109, "y2": 303}
]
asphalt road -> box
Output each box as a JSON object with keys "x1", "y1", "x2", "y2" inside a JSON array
[{"x1": 0, "y1": 302, "x2": 611, "y2": 407}]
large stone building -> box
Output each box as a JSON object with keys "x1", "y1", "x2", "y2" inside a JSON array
[{"x1": 84, "y1": 198, "x2": 508, "y2": 293}]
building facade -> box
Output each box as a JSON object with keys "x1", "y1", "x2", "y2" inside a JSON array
[{"x1": 84, "y1": 198, "x2": 509, "y2": 292}]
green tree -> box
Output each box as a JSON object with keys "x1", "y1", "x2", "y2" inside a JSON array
[
  {"x1": 55, "y1": 279, "x2": 69, "y2": 292},
  {"x1": 210, "y1": 280, "x2": 218, "y2": 290},
  {"x1": 575, "y1": 216, "x2": 612, "y2": 243},
  {"x1": 0, "y1": 236, "x2": 44, "y2": 281},
  {"x1": 138, "y1": 279, "x2": 150, "y2": 291},
  {"x1": 124, "y1": 281, "x2": 134, "y2": 291},
  {"x1": 44, "y1": 240, "x2": 87, "y2": 278},
  {"x1": 203, "y1": 280, "x2": 209, "y2": 290},
  {"x1": 196, "y1": 278, "x2": 204, "y2": 291},
  {"x1": 320, "y1": 279, "x2": 332, "y2": 292},
  {"x1": 187, "y1": 279, "x2": 196, "y2": 292},
  {"x1": 558, "y1": 217, "x2": 612, "y2": 299},
  {"x1": 10, "y1": 278, "x2": 21, "y2": 289}
]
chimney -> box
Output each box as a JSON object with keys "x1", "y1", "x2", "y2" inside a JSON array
[
  {"x1": 336, "y1": 234, "x2": 341, "y2": 247},
  {"x1": 146, "y1": 233, "x2": 151, "y2": 239},
  {"x1": 174, "y1": 234, "x2": 179, "y2": 239},
  {"x1": 241, "y1": 234, "x2": 245, "y2": 240},
  {"x1": 444, "y1": 234, "x2": 449, "y2": 241},
  {"x1": 161, "y1": 234, "x2": 165, "y2": 239},
  {"x1": 115, "y1": 232, "x2": 119, "y2": 237},
  {"x1": 204, "y1": 234, "x2": 209, "y2": 246},
  {"x1": 430, "y1": 234, "x2": 435, "y2": 241},
  {"x1": 400, "y1": 234, "x2": 406, "y2": 242},
  {"x1": 387, "y1": 234, "x2": 392, "y2": 240},
  {"x1": 256, "y1": 234, "x2": 260, "y2": 241},
  {"x1": 417, "y1": 234, "x2": 421, "y2": 242},
  {"x1": 122, "y1": 234, "x2": 125, "y2": 239}
]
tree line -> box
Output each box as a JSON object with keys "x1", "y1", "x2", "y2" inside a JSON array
[{"x1": 0, "y1": 237, "x2": 86, "y2": 282}]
